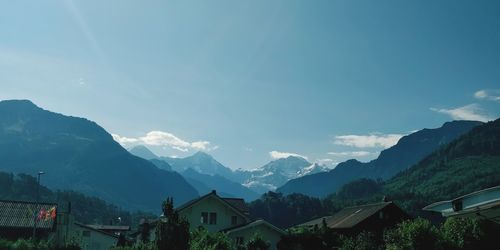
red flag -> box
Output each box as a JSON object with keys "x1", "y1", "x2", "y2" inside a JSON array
[
  {"x1": 50, "y1": 207, "x2": 57, "y2": 220},
  {"x1": 38, "y1": 208, "x2": 46, "y2": 221}
]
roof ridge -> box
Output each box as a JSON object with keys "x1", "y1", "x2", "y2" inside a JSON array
[
  {"x1": 176, "y1": 191, "x2": 250, "y2": 220},
  {"x1": 0, "y1": 199, "x2": 58, "y2": 206},
  {"x1": 342, "y1": 201, "x2": 391, "y2": 209}
]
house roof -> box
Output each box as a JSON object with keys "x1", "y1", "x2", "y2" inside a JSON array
[
  {"x1": 222, "y1": 198, "x2": 249, "y2": 214},
  {"x1": 85, "y1": 224, "x2": 131, "y2": 231},
  {"x1": 0, "y1": 200, "x2": 57, "y2": 229},
  {"x1": 423, "y1": 185, "x2": 500, "y2": 223},
  {"x1": 176, "y1": 190, "x2": 250, "y2": 220},
  {"x1": 224, "y1": 219, "x2": 286, "y2": 235},
  {"x1": 297, "y1": 202, "x2": 393, "y2": 229},
  {"x1": 74, "y1": 222, "x2": 119, "y2": 238}
]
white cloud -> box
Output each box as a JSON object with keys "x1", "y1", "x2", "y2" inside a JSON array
[
  {"x1": 243, "y1": 147, "x2": 253, "y2": 152},
  {"x1": 315, "y1": 158, "x2": 338, "y2": 166},
  {"x1": 334, "y1": 134, "x2": 404, "y2": 149},
  {"x1": 474, "y1": 90, "x2": 488, "y2": 99},
  {"x1": 112, "y1": 131, "x2": 217, "y2": 152},
  {"x1": 111, "y1": 134, "x2": 139, "y2": 145},
  {"x1": 474, "y1": 89, "x2": 500, "y2": 101},
  {"x1": 269, "y1": 151, "x2": 308, "y2": 160},
  {"x1": 327, "y1": 151, "x2": 374, "y2": 157},
  {"x1": 430, "y1": 104, "x2": 492, "y2": 122},
  {"x1": 78, "y1": 78, "x2": 86, "y2": 85}
]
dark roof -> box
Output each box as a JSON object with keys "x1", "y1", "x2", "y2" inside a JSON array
[
  {"x1": 222, "y1": 198, "x2": 249, "y2": 214},
  {"x1": 0, "y1": 200, "x2": 57, "y2": 229},
  {"x1": 176, "y1": 192, "x2": 214, "y2": 212},
  {"x1": 298, "y1": 202, "x2": 393, "y2": 229},
  {"x1": 176, "y1": 191, "x2": 250, "y2": 219},
  {"x1": 222, "y1": 219, "x2": 286, "y2": 235},
  {"x1": 86, "y1": 225, "x2": 131, "y2": 231},
  {"x1": 74, "y1": 222, "x2": 119, "y2": 238}
]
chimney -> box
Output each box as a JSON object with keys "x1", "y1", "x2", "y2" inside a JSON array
[{"x1": 211, "y1": 190, "x2": 217, "y2": 195}]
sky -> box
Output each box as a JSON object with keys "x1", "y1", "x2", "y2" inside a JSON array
[{"x1": 1, "y1": 0, "x2": 499, "y2": 170}]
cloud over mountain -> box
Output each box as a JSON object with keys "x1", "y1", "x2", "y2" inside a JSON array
[
  {"x1": 333, "y1": 133, "x2": 404, "y2": 149},
  {"x1": 112, "y1": 131, "x2": 217, "y2": 152},
  {"x1": 269, "y1": 151, "x2": 308, "y2": 160},
  {"x1": 430, "y1": 104, "x2": 492, "y2": 122}
]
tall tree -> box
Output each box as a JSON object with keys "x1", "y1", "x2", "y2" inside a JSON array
[{"x1": 155, "y1": 198, "x2": 190, "y2": 250}]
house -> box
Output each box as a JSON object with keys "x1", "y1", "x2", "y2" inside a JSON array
[
  {"x1": 423, "y1": 185, "x2": 500, "y2": 223},
  {"x1": 53, "y1": 202, "x2": 120, "y2": 250},
  {"x1": 135, "y1": 190, "x2": 284, "y2": 249},
  {"x1": 0, "y1": 200, "x2": 57, "y2": 240},
  {"x1": 66, "y1": 223, "x2": 119, "y2": 250},
  {"x1": 296, "y1": 201, "x2": 410, "y2": 236},
  {"x1": 0, "y1": 199, "x2": 120, "y2": 250}
]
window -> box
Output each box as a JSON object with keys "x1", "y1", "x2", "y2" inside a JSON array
[
  {"x1": 379, "y1": 211, "x2": 384, "y2": 219},
  {"x1": 201, "y1": 212, "x2": 208, "y2": 224},
  {"x1": 231, "y1": 216, "x2": 238, "y2": 225},
  {"x1": 82, "y1": 230, "x2": 91, "y2": 237},
  {"x1": 235, "y1": 237, "x2": 244, "y2": 245},
  {"x1": 209, "y1": 212, "x2": 217, "y2": 225}
]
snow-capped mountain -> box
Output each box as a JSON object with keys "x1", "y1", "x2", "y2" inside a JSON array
[
  {"x1": 128, "y1": 146, "x2": 330, "y2": 195},
  {"x1": 239, "y1": 156, "x2": 329, "y2": 193}
]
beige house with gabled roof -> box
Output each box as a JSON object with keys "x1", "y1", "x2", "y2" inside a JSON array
[{"x1": 176, "y1": 190, "x2": 285, "y2": 249}]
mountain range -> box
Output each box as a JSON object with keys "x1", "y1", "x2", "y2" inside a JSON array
[
  {"x1": 237, "y1": 157, "x2": 328, "y2": 193},
  {"x1": 277, "y1": 120, "x2": 482, "y2": 197},
  {"x1": 0, "y1": 100, "x2": 198, "y2": 211},
  {"x1": 249, "y1": 118, "x2": 500, "y2": 228},
  {"x1": 1, "y1": 98, "x2": 492, "y2": 215},
  {"x1": 129, "y1": 145, "x2": 329, "y2": 195}
]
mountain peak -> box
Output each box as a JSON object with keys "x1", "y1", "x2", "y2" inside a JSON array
[
  {"x1": 441, "y1": 120, "x2": 483, "y2": 129},
  {"x1": 129, "y1": 145, "x2": 158, "y2": 160},
  {"x1": 190, "y1": 151, "x2": 215, "y2": 161},
  {"x1": 274, "y1": 155, "x2": 310, "y2": 164},
  {"x1": 193, "y1": 151, "x2": 211, "y2": 157},
  {"x1": 0, "y1": 99, "x2": 40, "y2": 111}
]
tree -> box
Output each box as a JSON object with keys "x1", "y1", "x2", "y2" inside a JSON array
[
  {"x1": 190, "y1": 227, "x2": 233, "y2": 250},
  {"x1": 245, "y1": 233, "x2": 269, "y2": 250},
  {"x1": 442, "y1": 217, "x2": 500, "y2": 250},
  {"x1": 139, "y1": 221, "x2": 151, "y2": 243},
  {"x1": 384, "y1": 218, "x2": 443, "y2": 250},
  {"x1": 155, "y1": 198, "x2": 190, "y2": 250},
  {"x1": 341, "y1": 231, "x2": 378, "y2": 250}
]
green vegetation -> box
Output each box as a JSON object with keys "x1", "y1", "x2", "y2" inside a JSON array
[
  {"x1": 278, "y1": 217, "x2": 499, "y2": 250},
  {"x1": 190, "y1": 227, "x2": 233, "y2": 250},
  {"x1": 249, "y1": 192, "x2": 326, "y2": 228},
  {"x1": 0, "y1": 238, "x2": 80, "y2": 250},
  {"x1": 244, "y1": 233, "x2": 270, "y2": 250}
]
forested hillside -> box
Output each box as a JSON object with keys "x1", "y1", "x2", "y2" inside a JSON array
[{"x1": 0, "y1": 100, "x2": 198, "y2": 211}]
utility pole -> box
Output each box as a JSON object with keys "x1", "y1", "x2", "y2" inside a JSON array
[{"x1": 32, "y1": 171, "x2": 45, "y2": 240}]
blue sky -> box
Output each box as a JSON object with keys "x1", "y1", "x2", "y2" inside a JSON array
[{"x1": 1, "y1": 0, "x2": 499, "y2": 169}]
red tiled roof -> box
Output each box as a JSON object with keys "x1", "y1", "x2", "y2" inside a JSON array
[{"x1": 0, "y1": 200, "x2": 57, "y2": 229}]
